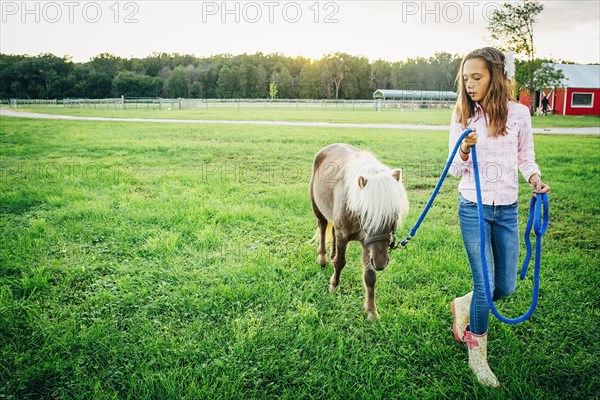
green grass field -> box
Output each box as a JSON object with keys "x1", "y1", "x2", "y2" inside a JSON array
[
  {"x1": 8, "y1": 105, "x2": 600, "y2": 128},
  {"x1": 1, "y1": 114, "x2": 599, "y2": 399}
]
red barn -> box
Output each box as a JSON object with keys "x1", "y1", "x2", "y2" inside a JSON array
[{"x1": 520, "y1": 64, "x2": 600, "y2": 116}]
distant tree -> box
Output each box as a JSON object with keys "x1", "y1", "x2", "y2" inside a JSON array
[
  {"x1": 488, "y1": 0, "x2": 545, "y2": 114},
  {"x1": 272, "y1": 66, "x2": 293, "y2": 99},
  {"x1": 237, "y1": 64, "x2": 248, "y2": 98},
  {"x1": 246, "y1": 64, "x2": 267, "y2": 98},
  {"x1": 83, "y1": 72, "x2": 113, "y2": 98},
  {"x1": 195, "y1": 61, "x2": 217, "y2": 98},
  {"x1": 298, "y1": 63, "x2": 320, "y2": 99},
  {"x1": 113, "y1": 71, "x2": 162, "y2": 97},
  {"x1": 0, "y1": 54, "x2": 74, "y2": 98},
  {"x1": 282, "y1": 67, "x2": 295, "y2": 98},
  {"x1": 185, "y1": 66, "x2": 202, "y2": 98},
  {"x1": 318, "y1": 59, "x2": 334, "y2": 99},
  {"x1": 269, "y1": 81, "x2": 278, "y2": 100},
  {"x1": 387, "y1": 62, "x2": 403, "y2": 90},
  {"x1": 320, "y1": 53, "x2": 351, "y2": 100},
  {"x1": 113, "y1": 71, "x2": 139, "y2": 97},
  {"x1": 129, "y1": 58, "x2": 147, "y2": 75},
  {"x1": 143, "y1": 52, "x2": 169, "y2": 77},
  {"x1": 371, "y1": 60, "x2": 392, "y2": 90},
  {"x1": 88, "y1": 53, "x2": 124, "y2": 76},
  {"x1": 398, "y1": 57, "x2": 428, "y2": 91},
  {"x1": 142, "y1": 76, "x2": 163, "y2": 97},
  {"x1": 216, "y1": 65, "x2": 239, "y2": 98},
  {"x1": 158, "y1": 66, "x2": 172, "y2": 97},
  {"x1": 429, "y1": 52, "x2": 461, "y2": 91},
  {"x1": 532, "y1": 63, "x2": 565, "y2": 93},
  {"x1": 288, "y1": 56, "x2": 310, "y2": 97},
  {"x1": 37, "y1": 54, "x2": 76, "y2": 98},
  {"x1": 342, "y1": 55, "x2": 372, "y2": 99},
  {"x1": 168, "y1": 66, "x2": 189, "y2": 98}
]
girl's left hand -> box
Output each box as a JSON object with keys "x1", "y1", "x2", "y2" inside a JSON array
[{"x1": 529, "y1": 174, "x2": 550, "y2": 196}]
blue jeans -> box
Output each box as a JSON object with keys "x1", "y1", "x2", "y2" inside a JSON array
[{"x1": 458, "y1": 195, "x2": 519, "y2": 334}]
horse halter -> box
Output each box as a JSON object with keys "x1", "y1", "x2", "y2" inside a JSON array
[{"x1": 362, "y1": 230, "x2": 397, "y2": 253}]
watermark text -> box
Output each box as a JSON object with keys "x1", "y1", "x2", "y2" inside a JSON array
[
  {"x1": 1, "y1": 1, "x2": 140, "y2": 24},
  {"x1": 200, "y1": 1, "x2": 339, "y2": 24}
]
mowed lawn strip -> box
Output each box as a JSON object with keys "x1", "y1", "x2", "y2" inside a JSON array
[{"x1": 8, "y1": 105, "x2": 600, "y2": 128}]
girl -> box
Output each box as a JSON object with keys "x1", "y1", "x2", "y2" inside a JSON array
[{"x1": 448, "y1": 47, "x2": 550, "y2": 387}]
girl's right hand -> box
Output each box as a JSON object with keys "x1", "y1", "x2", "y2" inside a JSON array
[
  {"x1": 460, "y1": 129, "x2": 478, "y2": 156},
  {"x1": 464, "y1": 129, "x2": 478, "y2": 148}
]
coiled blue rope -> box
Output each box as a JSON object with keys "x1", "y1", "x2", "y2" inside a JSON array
[
  {"x1": 472, "y1": 143, "x2": 549, "y2": 324},
  {"x1": 399, "y1": 128, "x2": 549, "y2": 324}
]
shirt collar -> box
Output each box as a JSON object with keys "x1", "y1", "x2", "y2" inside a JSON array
[{"x1": 471, "y1": 102, "x2": 483, "y2": 122}]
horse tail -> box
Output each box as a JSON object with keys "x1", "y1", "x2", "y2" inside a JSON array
[
  {"x1": 324, "y1": 222, "x2": 333, "y2": 243},
  {"x1": 308, "y1": 221, "x2": 333, "y2": 244}
]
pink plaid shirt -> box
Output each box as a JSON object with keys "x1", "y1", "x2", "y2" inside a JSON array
[{"x1": 449, "y1": 101, "x2": 541, "y2": 205}]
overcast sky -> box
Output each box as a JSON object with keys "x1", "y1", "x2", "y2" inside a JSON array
[{"x1": 1, "y1": 0, "x2": 599, "y2": 64}]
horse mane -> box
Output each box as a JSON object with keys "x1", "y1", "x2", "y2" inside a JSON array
[{"x1": 344, "y1": 151, "x2": 409, "y2": 235}]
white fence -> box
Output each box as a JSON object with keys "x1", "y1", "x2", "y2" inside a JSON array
[
  {"x1": 9, "y1": 99, "x2": 58, "y2": 107},
  {"x1": 7, "y1": 97, "x2": 455, "y2": 110}
]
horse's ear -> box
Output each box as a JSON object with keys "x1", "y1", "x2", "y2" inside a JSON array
[
  {"x1": 391, "y1": 168, "x2": 403, "y2": 182},
  {"x1": 358, "y1": 176, "x2": 367, "y2": 189}
]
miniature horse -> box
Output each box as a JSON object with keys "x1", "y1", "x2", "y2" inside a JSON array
[{"x1": 310, "y1": 143, "x2": 409, "y2": 320}]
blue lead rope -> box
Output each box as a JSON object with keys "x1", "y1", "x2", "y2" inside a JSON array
[
  {"x1": 399, "y1": 129, "x2": 475, "y2": 248},
  {"x1": 472, "y1": 143, "x2": 549, "y2": 324},
  {"x1": 400, "y1": 128, "x2": 549, "y2": 324}
]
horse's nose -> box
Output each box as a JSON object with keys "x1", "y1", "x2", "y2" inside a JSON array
[{"x1": 372, "y1": 258, "x2": 389, "y2": 271}]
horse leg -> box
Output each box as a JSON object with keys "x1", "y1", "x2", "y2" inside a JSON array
[
  {"x1": 310, "y1": 176, "x2": 329, "y2": 267},
  {"x1": 330, "y1": 225, "x2": 337, "y2": 260},
  {"x1": 329, "y1": 235, "x2": 348, "y2": 293},
  {"x1": 316, "y1": 218, "x2": 328, "y2": 267},
  {"x1": 362, "y1": 247, "x2": 379, "y2": 320}
]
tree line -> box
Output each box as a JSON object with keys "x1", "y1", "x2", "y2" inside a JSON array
[
  {"x1": 0, "y1": 51, "x2": 571, "y2": 101},
  {"x1": 0, "y1": 51, "x2": 465, "y2": 100}
]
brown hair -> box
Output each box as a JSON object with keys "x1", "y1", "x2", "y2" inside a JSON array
[{"x1": 454, "y1": 47, "x2": 515, "y2": 137}]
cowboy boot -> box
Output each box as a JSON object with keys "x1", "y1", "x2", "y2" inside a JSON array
[
  {"x1": 450, "y1": 291, "x2": 472, "y2": 342},
  {"x1": 464, "y1": 326, "x2": 500, "y2": 388}
]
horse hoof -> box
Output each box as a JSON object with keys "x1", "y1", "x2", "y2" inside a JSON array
[
  {"x1": 329, "y1": 284, "x2": 339, "y2": 293},
  {"x1": 366, "y1": 310, "x2": 380, "y2": 321},
  {"x1": 316, "y1": 254, "x2": 327, "y2": 266}
]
